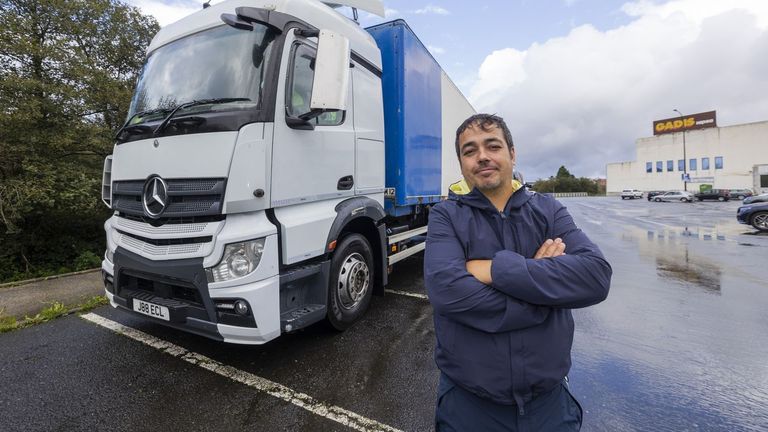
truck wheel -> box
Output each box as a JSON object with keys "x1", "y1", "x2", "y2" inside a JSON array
[
  {"x1": 654, "y1": 198, "x2": 662, "y2": 202},
  {"x1": 738, "y1": 195, "x2": 745, "y2": 200},
  {"x1": 327, "y1": 234, "x2": 374, "y2": 330},
  {"x1": 751, "y1": 212, "x2": 768, "y2": 231},
  {"x1": 718, "y1": 196, "x2": 725, "y2": 202}
]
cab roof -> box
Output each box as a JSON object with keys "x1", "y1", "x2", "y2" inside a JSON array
[{"x1": 147, "y1": 0, "x2": 381, "y2": 70}]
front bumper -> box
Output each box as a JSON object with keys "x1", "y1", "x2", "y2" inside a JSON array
[
  {"x1": 737, "y1": 207, "x2": 752, "y2": 225},
  {"x1": 102, "y1": 247, "x2": 280, "y2": 345}
]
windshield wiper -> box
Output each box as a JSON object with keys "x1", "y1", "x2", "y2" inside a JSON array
[
  {"x1": 153, "y1": 98, "x2": 251, "y2": 136},
  {"x1": 120, "y1": 124, "x2": 153, "y2": 136},
  {"x1": 114, "y1": 107, "x2": 173, "y2": 141}
]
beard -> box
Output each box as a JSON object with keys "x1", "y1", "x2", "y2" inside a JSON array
[{"x1": 474, "y1": 175, "x2": 503, "y2": 192}]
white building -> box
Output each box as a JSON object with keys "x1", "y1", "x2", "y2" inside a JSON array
[{"x1": 607, "y1": 116, "x2": 768, "y2": 194}]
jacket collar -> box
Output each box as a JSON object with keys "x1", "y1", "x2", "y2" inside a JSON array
[{"x1": 448, "y1": 179, "x2": 532, "y2": 213}]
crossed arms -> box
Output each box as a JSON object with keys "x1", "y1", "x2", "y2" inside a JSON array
[{"x1": 424, "y1": 203, "x2": 611, "y2": 334}]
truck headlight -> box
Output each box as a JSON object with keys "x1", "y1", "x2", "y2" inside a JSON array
[{"x1": 206, "y1": 238, "x2": 265, "y2": 283}]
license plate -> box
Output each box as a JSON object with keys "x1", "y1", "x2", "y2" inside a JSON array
[{"x1": 132, "y1": 299, "x2": 170, "y2": 321}]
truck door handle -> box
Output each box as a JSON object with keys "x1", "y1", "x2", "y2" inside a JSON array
[{"x1": 337, "y1": 175, "x2": 354, "y2": 190}]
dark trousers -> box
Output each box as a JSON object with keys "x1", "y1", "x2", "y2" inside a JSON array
[{"x1": 435, "y1": 373, "x2": 583, "y2": 432}]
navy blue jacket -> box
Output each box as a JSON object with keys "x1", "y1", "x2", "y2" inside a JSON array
[{"x1": 424, "y1": 186, "x2": 611, "y2": 407}]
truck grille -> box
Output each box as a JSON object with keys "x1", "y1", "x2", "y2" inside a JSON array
[
  {"x1": 112, "y1": 178, "x2": 226, "y2": 219},
  {"x1": 116, "y1": 217, "x2": 209, "y2": 235},
  {"x1": 119, "y1": 273, "x2": 204, "y2": 308},
  {"x1": 120, "y1": 234, "x2": 205, "y2": 256}
]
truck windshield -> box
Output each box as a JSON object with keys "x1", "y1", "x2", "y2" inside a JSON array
[{"x1": 127, "y1": 24, "x2": 276, "y2": 123}]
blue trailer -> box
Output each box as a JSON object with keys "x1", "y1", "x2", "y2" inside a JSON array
[{"x1": 367, "y1": 20, "x2": 476, "y2": 216}]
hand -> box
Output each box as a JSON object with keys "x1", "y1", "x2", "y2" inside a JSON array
[
  {"x1": 466, "y1": 260, "x2": 492, "y2": 285},
  {"x1": 534, "y1": 238, "x2": 566, "y2": 259}
]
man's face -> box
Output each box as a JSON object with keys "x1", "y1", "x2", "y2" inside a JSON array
[{"x1": 458, "y1": 124, "x2": 516, "y2": 192}]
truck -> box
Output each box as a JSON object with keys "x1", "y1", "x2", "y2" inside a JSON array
[{"x1": 100, "y1": 0, "x2": 475, "y2": 344}]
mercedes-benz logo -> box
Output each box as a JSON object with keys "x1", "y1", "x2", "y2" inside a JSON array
[{"x1": 142, "y1": 176, "x2": 169, "y2": 218}]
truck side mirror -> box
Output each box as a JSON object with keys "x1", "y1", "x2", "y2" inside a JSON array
[{"x1": 310, "y1": 29, "x2": 350, "y2": 112}]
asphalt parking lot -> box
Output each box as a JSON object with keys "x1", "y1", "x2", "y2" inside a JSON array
[{"x1": 1, "y1": 196, "x2": 767, "y2": 432}]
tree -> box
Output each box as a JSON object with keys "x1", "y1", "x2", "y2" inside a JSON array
[
  {"x1": 556, "y1": 165, "x2": 574, "y2": 179},
  {"x1": 531, "y1": 166, "x2": 600, "y2": 196},
  {"x1": 0, "y1": 0, "x2": 159, "y2": 281}
]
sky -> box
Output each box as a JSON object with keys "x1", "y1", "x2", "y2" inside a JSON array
[{"x1": 124, "y1": 0, "x2": 768, "y2": 180}]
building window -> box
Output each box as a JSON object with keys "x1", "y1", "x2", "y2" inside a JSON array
[
  {"x1": 715, "y1": 156, "x2": 723, "y2": 169},
  {"x1": 678, "y1": 159, "x2": 685, "y2": 171},
  {"x1": 646, "y1": 162, "x2": 652, "y2": 173},
  {"x1": 689, "y1": 158, "x2": 697, "y2": 171},
  {"x1": 656, "y1": 161, "x2": 663, "y2": 173},
  {"x1": 761, "y1": 175, "x2": 768, "y2": 188},
  {"x1": 702, "y1": 157, "x2": 710, "y2": 170},
  {"x1": 667, "y1": 160, "x2": 674, "y2": 172}
]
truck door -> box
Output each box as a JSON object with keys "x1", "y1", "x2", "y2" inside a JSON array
[{"x1": 271, "y1": 32, "x2": 355, "y2": 206}]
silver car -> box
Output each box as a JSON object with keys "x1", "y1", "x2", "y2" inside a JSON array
[
  {"x1": 743, "y1": 193, "x2": 768, "y2": 205},
  {"x1": 652, "y1": 191, "x2": 694, "y2": 202}
]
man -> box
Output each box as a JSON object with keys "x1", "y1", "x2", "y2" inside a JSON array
[{"x1": 424, "y1": 114, "x2": 612, "y2": 431}]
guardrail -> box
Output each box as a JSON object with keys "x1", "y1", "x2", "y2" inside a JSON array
[{"x1": 540, "y1": 192, "x2": 590, "y2": 198}]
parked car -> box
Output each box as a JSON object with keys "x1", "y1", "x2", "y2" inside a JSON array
[
  {"x1": 694, "y1": 189, "x2": 730, "y2": 201},
  {"x1": 621, "y1": 189, "x2": 643, "y2": 199},
  {"x1": 646, "y1": 191, "x2": 667, "y2": 201},
  {"x1": 653, "y1": 191, "x2": 694, "y2": 202},
  {"x1": 728, "y1": 189, "x2": 754, "y2": 200},
  {"x1": 743, "y1": 193, "x2": 768, "y2": 204},
  {"x1": 737, "y1": 202, "x2": 768, "y2": 231}
]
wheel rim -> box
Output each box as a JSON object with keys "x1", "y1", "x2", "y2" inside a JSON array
[
  {"x1": 337, "y1": 252, "x2": 370, "y2": 310},
  {"x1": 754, "y1": 214, "x2": 768, "y2": 230}
]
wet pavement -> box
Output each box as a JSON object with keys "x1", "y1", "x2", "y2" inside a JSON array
[
  {"x1": 563, "y1": 197, "x2": 768, "y2": 432},
  {"x1": 1, "y1": 196, "x2": 767, "y2": 431}
]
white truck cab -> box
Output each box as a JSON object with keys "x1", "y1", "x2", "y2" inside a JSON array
[{"x1": 100, "y1": 0, "x2": 474, "y2": 344}]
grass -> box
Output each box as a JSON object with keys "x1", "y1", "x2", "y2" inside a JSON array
[{"x1": 0, "y1": 295, "x2": 109, "y2": 334}]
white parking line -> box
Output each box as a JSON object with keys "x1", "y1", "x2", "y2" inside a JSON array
[
  {"x1": 385, "y1": 289, "x2": 429, "y2": 300},
  {"x1": 80, "y1": 313, "x2": 402, "y2": 432}
]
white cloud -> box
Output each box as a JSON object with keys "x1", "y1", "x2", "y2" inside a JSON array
[
  {"x1": 622, "y1": 0, "x2": 768, "y2": 29},
  {"x1": 427, "y1": 45, "x2": 446, "y2": 55},
  {"x1": 468, "y1": 0, "x2": 768, "y2": 179},
  {"x1": 125, "y1": 0, "x2": 204, "y2": 27},
  {"x1": 385, "y1": 8, "x2": 399, "y2": 18},
  {"x1": 414, "y1": 5, "x2": 450, "y2": 15}
]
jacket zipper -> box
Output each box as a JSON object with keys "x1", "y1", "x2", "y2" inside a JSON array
[{"x1": 499, "y1": 210, "x2": 526, "y2": 416}]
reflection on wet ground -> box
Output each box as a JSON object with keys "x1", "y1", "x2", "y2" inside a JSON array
[
  {"x1": 655, "y1": 255, "x2": 721, "y2": 293},
  {"x1": 621, "y1": 226, "x2": 723, "y2": 293},
  {"x1": 563, "y1": 197, "x2": 768, "y2": 432}
]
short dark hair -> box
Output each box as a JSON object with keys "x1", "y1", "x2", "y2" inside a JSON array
[{"x1": 455, "y1": 113, "x2": 514, "y2": 157}]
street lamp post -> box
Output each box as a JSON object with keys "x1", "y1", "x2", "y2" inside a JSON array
[{"x1": 673, "y1": 109, "x2": 688, "y2": 191}]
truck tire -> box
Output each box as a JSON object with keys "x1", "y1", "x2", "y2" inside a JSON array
[
  {"x1": 654, "y1": 198, "x2": 662, "y2": 202},
  {"x1": 751, "y1": 212, "x2": 768, "y2": 232},
  {"x1": 718, "y1": 196, "x2": 725, "y2": 202},
  {"x1": 737, "y1": 195, "x2": 745, "y2": 200},
  {"x1": 327, "y1": 233, "x2": 374, "y2": 330}
]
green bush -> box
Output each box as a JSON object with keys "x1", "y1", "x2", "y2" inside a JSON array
[{"x1": 74, "y1": 250, "x2": 102, "y2": 271}]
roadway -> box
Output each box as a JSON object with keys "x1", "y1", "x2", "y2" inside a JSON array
[{"x1": 1, "y1": 196, "x2": 767, "y2": 431}]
